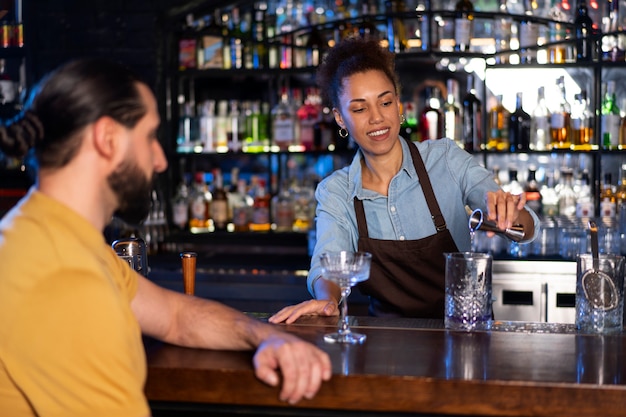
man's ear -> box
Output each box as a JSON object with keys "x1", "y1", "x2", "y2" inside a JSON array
[{"x1": 92, "y1": 116, "x2": 123, "y2": 160}]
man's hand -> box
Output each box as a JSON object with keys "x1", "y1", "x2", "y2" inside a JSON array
[
  {"x1": 253, "y1": 333, "x2": 332, "y2": 404},
  {"x1": 268, "y1": 299, "x2": 339, "y2": 324}
]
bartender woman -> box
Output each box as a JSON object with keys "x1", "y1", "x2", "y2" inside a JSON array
[{"x1": 269, "y1": 36, "x2": 539, "y2": 322}]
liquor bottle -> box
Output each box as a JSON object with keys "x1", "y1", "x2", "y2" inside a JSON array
[
  {"x1": 547, "y1": 1, "x2": 568, "y2": 64},
  {"x1": 453, "y1": 0, "x2": 474, "y2": 52},
  {"x1": 211, "y1": 168, "x2": 229, "y2": 231},
  {"x1": 600, "y1": 173, "x2": 617, "y2": 218},
  {"x1": 419, "y1": 86, "x2": 443, "y2": 141},
  {"x1": 601, "y1": 81, "x2": 621, "y2": 150},
  {"x1": 244, "y1": 101, "x2": 270, "y2": 152},
  {"x1": 188, "y1": 171, "x2": 212, "y2": 232},
  {"x1": 602, "y1": 0, "x2": 623, "y2": 61},
  {"x1": 541, "y1": 171, "x2": 560, "y2": 217},
  {"x1": 221, "y1": 12, "x2": 232, "y2": 70},
  {"x1": 272, "y1": 87, "x2": 296, "y2": 151},
  {"x1": 251, "y1": 2, "x2": 267, "y2": 69},
  {"x1": 232, "y1": 178, "x2": 253, "y2": 232},
  {"x1": 198, "y1": 10, "x2": 225, "y2": 69},
  {"x1": 215, "y1": 100, "x2": 229, "y2": 153},
  {"x1": 278, "y1": 0, "x2": 296, "y2": 69},
  {"x1": 228, "y1": 7, "x2": 244, "y2": 69},
  {"x1": 401, "y1": 101, "x2": 419, "y2": 142},
  {"x1": 574, "y1": 0, "x2": 594, "y2": 62},
  {"x1": 241, "y1": 7, "x2": 254, "y2": 70},
  {"x1": 557, "y1": 168, "x2": 577, "y2": 217},
  {"x1": 297, "y1": 88, "x2": 321, "y2": 151},
  {"x1": 293, "y1": 177, "x2": 316, "y2": 232},
  {"x1": 199, "y1": 100, "x2": 217, "y2": 153},
  {"x1": 272, "y1": 180, "x2": 295, "y2": 232},
  {"x1": 575, "y1": 169, "x2": 594, "y2": 218},
  {"x1": 494, "y1": 0, "x2": 513, "y2": 64},
  {"x1": 620, "y1": 113, "x2": 626, "y2": 149},
  {"x1": 444, "y1": 78, "x2": 462, "y2": 147},
  {"x1": 549, "y1": 76, "x2": 572, "y2": 150},
  {"x1": 291, "y1": 3, "x2": 308, "y2": 68},
  {"x1": 508, "y1": 92, "x2": 531, "y2": 152},
  {"x1": 503, "y1": 167, "x2": 523, "y2": 195},
  {"x1": 176, "y1": 99, "x2": 198, "y2": 153},
  {"x1": 486, "y1": 94, "x2": 509, "y2": 151},
  {"x1": 416, "y1": 0, "x2": 432, "y2": 51},
  {"x1": 171, "y1": 176, "x2": 190, "y2": 230},
  {"x1": 530, "y1": 86, "x2": 549, "y2": 150},
  {"x1": 519, "y1": 0, "x2": 539, "y2": 64},
  {"x1": 305, "y1": 25, "x2": 325, "y2": 67},
  {"x1": 226, "y1": 166, "x2": 240, "y2": 220},
  {"x1": 228, "y1": 99, "x2": 243, "y2": 152},
  {"x1": 616, "y1": 164, "x2": 626, "y2": 214},
  {"x1": 571, "y1": 90, "x2": 594, "y2": 150},
  {"x1": 265, "y1": 6, "x2": 279, "y2": 69},
  {"x1": 492, "y1": 166, "x2": 502, "y2": 186},
  {"x1": 249, "y1": 179, "x2": 271, "y2": 231},
  {"x1": 385, "y1": 0, "x2": 408, "y2": 52},
  {"x1": 524, "y1": 167, "x2": 543, "y2": 215},
  {"x1": 462, "y1": 73, "x2": 483, "y2": 152}
]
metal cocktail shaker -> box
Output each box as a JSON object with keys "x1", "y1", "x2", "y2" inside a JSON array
[
  {"x1": 112, "y1": 237, "x2": 149, "y2": 276},
  {"x1": 468, "y1": 208, "x2": 525, "y2": 242}
]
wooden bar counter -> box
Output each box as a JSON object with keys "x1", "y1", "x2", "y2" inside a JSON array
[{"x1": 145, "y1": 316, "x2": 626, "y2": 417}]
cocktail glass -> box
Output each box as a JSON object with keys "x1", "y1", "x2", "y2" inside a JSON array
[{"x1": 319, "y1": 251, "x2": 372, "y2": 344}]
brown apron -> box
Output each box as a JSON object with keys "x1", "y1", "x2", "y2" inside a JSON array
[{"x1": 355, "y1": 139, "x2": 459, "y2": 318}]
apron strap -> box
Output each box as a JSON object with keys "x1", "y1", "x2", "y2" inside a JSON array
[
  {"x1": 406, "y1": 138, "x2": 448, "y2": 232},
  {"x1": 354, "y1": 197, "x2": 369, "y2": 238}
]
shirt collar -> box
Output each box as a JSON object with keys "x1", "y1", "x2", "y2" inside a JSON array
[{"x1": 347, "y1": 137, "x2": 417, "y2": 200}]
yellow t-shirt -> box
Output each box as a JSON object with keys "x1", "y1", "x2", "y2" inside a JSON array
[{"x1": 0, "y1": 189, "x2": 149, "y2": 417}]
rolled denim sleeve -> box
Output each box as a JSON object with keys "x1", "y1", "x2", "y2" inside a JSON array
[{"x1": 307, "y1": 172, "x2": 359, "y2": 297}]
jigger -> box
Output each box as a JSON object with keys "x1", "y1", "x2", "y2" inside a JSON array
[
  {"x1": 468, "y1": 208, "x2": 525, "y2": 242},
  {"x1": 180, "y1": 252, "x2": 197, "y2": 296}
]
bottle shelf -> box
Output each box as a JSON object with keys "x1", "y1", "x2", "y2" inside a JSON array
[{"x1": 162, "y1": 0, "x2": 626, "y2": 242}]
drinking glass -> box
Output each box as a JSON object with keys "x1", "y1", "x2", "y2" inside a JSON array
[{"x1": 320, "y1": 251, "x2": 372, "y2": 344}]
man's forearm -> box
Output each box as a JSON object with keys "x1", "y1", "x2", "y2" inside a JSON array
[{"x1": 163, "y1": 292, "x2": 276, "y2": 350}]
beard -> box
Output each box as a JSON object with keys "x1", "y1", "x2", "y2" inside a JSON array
[{"x1": 107, "y1": 157, "x2": 154, "y2": 225}]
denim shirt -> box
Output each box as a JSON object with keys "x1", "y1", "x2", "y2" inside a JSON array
[{"x1": 307, "y1": 137, "x2": 540, "y2": 296}]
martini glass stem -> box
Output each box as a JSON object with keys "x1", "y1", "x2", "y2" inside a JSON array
[{"x1": 339, "y1": 287, "x2": 351, "y2": 335}]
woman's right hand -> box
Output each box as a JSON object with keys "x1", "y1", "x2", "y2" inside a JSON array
[{"x1": 268, "y1": 299, "x2": 340, "y2": 324}]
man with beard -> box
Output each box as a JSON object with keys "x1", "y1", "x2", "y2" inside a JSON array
[{"x1": 0, "y1": 58, "x2": 331, "y2": 417}]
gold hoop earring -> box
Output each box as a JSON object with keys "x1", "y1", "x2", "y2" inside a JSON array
[
  {"x1": 338, "y1": 128, "x2": 349, "y2": 138},
  {"x1": 400, "y1": 114, "x2": 406, "y2": 124}
]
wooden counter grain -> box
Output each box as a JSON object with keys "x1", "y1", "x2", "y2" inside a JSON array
[{"x1": 145, "y1": 317, "x2": 626, "y2": 416}]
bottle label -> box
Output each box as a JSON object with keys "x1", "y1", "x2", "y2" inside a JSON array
[
  {"x1": 519, "y1": 22, "x2": 538, "y2": 48},
  {"x1": 601, "y1": 114, "x2": 621, "y2": 147},
  {"x1": 211, "y1": 200, "x2": 229, "y2": 225},
  {"x1": 576, "y1": 201, "x2": 594, "y2": 218},
  {"x1": 173, "y1": 202, "x2": 189, "y2": 227},
  {"x1": 273, "y1": 118, "x2": 295, "y2": 143},
  {"x1": 252, "y1": 206, "x2": 270, "y2": 224},
  {"x1": 601, "y1": 200, "x2": 617, "y2": 218},
  {"x1": 550, "y1": 113, "x2": 565, "y2": 129},
  {"x1": 454, "y1": 19, "x2": 471, "y2": 47},
  {"x1": 190, "y1": 199, "x2": 207, "y2": 220}
]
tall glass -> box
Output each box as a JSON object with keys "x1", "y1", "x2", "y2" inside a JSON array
[{"x1": 319, "y1": 251, "x2": 372, "y2": 344}]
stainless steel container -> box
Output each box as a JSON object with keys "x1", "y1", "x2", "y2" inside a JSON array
[{"x1": 112, "y1": 237, "x2": 148, "y2": 276}]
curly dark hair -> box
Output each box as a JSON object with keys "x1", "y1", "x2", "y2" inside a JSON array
[
  {"x1": 0, "y1": 58, "x2": 147, "y2": 169},
  {"x1": 316, "y1": 35, "x2": 401, "y2": 110}
]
